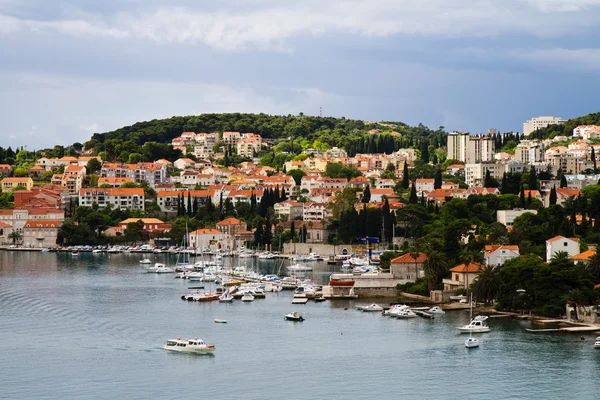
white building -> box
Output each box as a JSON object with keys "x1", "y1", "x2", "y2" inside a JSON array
[
  {"x1": 523, "y1": 116, "x2": 564, "y2": 136},
  {"x1": 447, "y1": 131, "x2": 469, "y2": 162},
  {"x1": 546, "y1": 236, "x2": 580, "y2": 261},
  {"x1": 189, "y1": 228, "x2": 227, "y2": 250},
  {"x1": 274, "y1": 200, "x2": 304, "y2": 221},
  {"x1": 497, "y1": 209, "x2": 538, "y2": 227},
  {"x1": 515, "y1": 140, "x2": 545, "y2": 164},
  {"x1": 485, "y1": 245, "x2": 520, "y2": 267},
  {"x1": 79, "y1": 188, "x2": 145, "y2": 211},
  {"x1": 465, "y1": 162, "x2": 503, "y2": 187},
  {"x1": 447, "y1": 132, "x2": 495, "y2": 163},
  {"x1": 22, "y1": 219, "x2": 62, "y2": 248}
]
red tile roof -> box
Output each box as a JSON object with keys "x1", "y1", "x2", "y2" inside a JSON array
[
  {"x1": 390, "y1": 252, "x2": 428, "y2": 264},
  {"x1": 450, "y1": 262, "x2": 485, "y2": 273}
]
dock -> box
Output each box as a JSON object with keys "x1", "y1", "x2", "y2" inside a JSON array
[
  {"x1": 526, "y1": 326, "x2": 600, "y2": 333},
  {"x1": 413, "y1": 310, "x2": 434, "y2": 319},
  {"x1": 292, "y1": 298, "x2": 309, "y2": 304}
]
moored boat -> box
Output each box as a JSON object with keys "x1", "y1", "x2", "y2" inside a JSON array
[
  {"x1": 457, "y1": 316, "x2": 490, "y2": 333},
  {"x1": 428, "y1": 306, "x2": 445, "y2": 314},
  {"x1": 329, "y1": 277, "x2": 355, "y2": 287},
  {"x1": 164, "y1": 337, "x2": 214, "y2": 354},
  {"x1": 285, "y1": 312, "x2": 304, "y2": 321},
  {"x1": 241, "y1": 293, "x2": 255, "y2": 302},
  {"x1": 356, "y1": 303, "x2": 383, "y2": 312},
  {"x1": 139, "y1": 258, "x2": 152, "y2": 264}
]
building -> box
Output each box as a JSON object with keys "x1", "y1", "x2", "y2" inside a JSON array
[
  {"x1": 497, "y1": 209, "x2": 538, "y2": 227},
  {"x1": 22, "y1": 220, "x2": 61, "y2": 248},
  {"x1": 546, "y1": 236, "x2": 580, "y2": 261},
  {"x1": 0, "y1": 164, "x2": 13, "y2": 176},
  {"x1": 464, "y1": 162, "x2": 503, "y2": 187},
  {"x1": 223, "y1": 131, "x2": 242, "y2": 145},
  {"x1": 484, "y1": 245, "x2": 520, "y2": 267},
  {"x1": 523, "y1": 116, "x2": 565, "y2": 136},
  {"x1": 324, "y1": 147, "x2": 347, "y2": 159},
  {"x1": 51, "y1": 165, "x2": 86, "y2": 195},
  {"x1": 189, "y1": 228, "x2": 226, "y2": 250},
  {"x1": 389, "y1": 252, "x2": 428, "y2": 282},
  {"x1": 156, "y1": 190, "x2": 212, "y2": 212},
  {"x1": 100, "y1": 162, "x2": 168, "y2": 187},
  {"x1": 514, "y1": 140, "x2": 545, "y2": 164},
  {"x1": 274, "y1": 200, "x2": 303, "y2": 221},
  {"x1": 216, "y1": 217, "x2": 247, "y2": 237},
  {"x1": 415, "y1": 178, "x2": 435, "y2": 193},
  {"x1": 236, "y1": 134, "x2": 262, "y2": 157},
  {"x1": 98, "y1": 177, "x2": 133, "y2": 187},
  {"x1": 447, "y1": 131, "x2": 469, "y2": 162},
  {"x1": 443, "y1": 262, "x2": 485, "y2": 291},
  {"x1": 1, "y1": 177, "x2": 34, "y2": 193},
  {"x1": 118, "y1": 218, "x2": 171, "y2": 233},
  {"x1": 79, "y1": 188, "x2": 145, "y2": 211},
  {"x1": 446, "y1": 132, "x2": 495, "y2": 163},
  {"x1": 302, "y1": 202, "x2": 331, "y2": 222}
]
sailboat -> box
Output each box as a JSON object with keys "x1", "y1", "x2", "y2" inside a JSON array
[
  {"x1": 175, "y1": 223, "x2": 193, "y2": 272},
  {"x1": 464, "y1": 294, "x2": 480, "y2": 348}
]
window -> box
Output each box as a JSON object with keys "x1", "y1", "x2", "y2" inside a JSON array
[{"x1": 564, "y1": 242, "x2": 568, "y2": 247}]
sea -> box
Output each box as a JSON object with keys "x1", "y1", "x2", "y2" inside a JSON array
[{"x1": 0, "y1": 251, "x2": 599, "y2": 400}]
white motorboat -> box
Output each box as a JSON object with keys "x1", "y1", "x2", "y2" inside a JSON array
[
  {"x1": 155, "y1": 265, "x2": 175, "y2": 273},
  {"x1": 428, "y1": 306, "x2": 445, "y2": 315},
  {"x1": 164, "y1": 337, "x2": 214, "y2": 354},
  {"x1": 356, "y1": 303, "x2": 383, "y2": 312},
  {"x1": 139, "y1": 259, "x2": 152, "y2": 264},
  {"x1": 71, "y1": 251, "x2": 79, "y2": 256},
  {"x1": 92, "y1": 249, "x2": 102, "y2": 254},
  {"x1": 288, "y1": 263, "x2": 313, "y2": 272},
  {"x1": 450, "y1": 294, "x2": 467, "y2": 301},
  {"x1": 219, "y1": 293, "x2": 234, "y2": 303},
  {"x1": 594, "y1": 337, "x2": 600, "y2": 349},
  {"x1": 241, "y1": 293, "x2": 255, "y2": 302},
  {"x1": 465, "y1": 337, "x2": 480, "y2": 348},
  {"x1": 386, "y1": 304, "x2": 410, "y2": 316},
  {"x1": 457, "y1": 315, "x2": 490, "y2": 333},
  {"x1": 285, "y1": 312, "x2": 304, "y2": 321},
  {"x1": 464, "y1": 296, "x2": 481, "y2": 347},
  {"x1": 395, "y1": 309, "x2": 418, "y2": 319}
]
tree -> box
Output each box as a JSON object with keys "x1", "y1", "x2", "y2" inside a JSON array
[
  {"x1": 549, "y1": 186, "x2": 557, "y2": 206},
  {"x1": 287, "y1": 169, "x2": 306, "y2": 186},
  {"x1": 593, "y1": 147, "x2": 597, "y2": 173},
  {"x1": 420, "y1": 141, "x2": 430, "y2": 163},
  {"x1": 471, "y1": 265, "x2": 500, "y2": 305},
  {"x1": 187, "y1": 193, "x2": 192, "y2": 218},
  {"x1": 434, "y1": 169, "x2": 442, "y2": 190},
  {"x1": 519, "y1": 186, "x2": 526, "y2": 208},
  {"x1": 86, "y1": 158, "x2": 102, "y2": 174},
  {"x1": 362, "y1": 185, "x2": 371, "y2": 203},
  {"x1": 8, "y1": 231, "x2": 22, "y2": 245},
  {"x1": 528, "y1": 166, "x2": 538, "y2": 190},
  {"x1": 422, "y1": 250, "x2": 447, "y2": 291},
  {"x1": 401, "y1": 162, "x2": 410, "y2": 189},
  {"x1": 409, "y1": 182, "x2": 417, "y2": 204},
  {"x1": 560, "y1": 175, "x2": 568, "y2": 188}
]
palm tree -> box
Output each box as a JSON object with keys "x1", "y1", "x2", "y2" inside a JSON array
[
  {"x1": 471, "y1": 265, "x2": 500, "y2": 305},
  {"x1": 565, "y1": 288, "x2": 586, "y2": 321},
  {"x1": 587, "y1": 252, "x2": 600, "y2": 282},
  {"x1": 8, "y1": 231, "x2": 21, "y2": 245},
  {"x1": 422, "y1": 250, "x2": 447, "y2": 291},
  {"x1": 408, "y1": 245, "x2": 421, "y2": 282},
  {"x1": 550, "y1": 250, "x2": 572, "y2": 264}
]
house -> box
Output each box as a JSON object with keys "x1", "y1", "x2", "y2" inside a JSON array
[
  {"x1": 216, "y1": 217, "x2": 247, "y2": 237},
  {"x1": 446, "y1": 164, "x2": 465, "y2": 175},
  {"x1": 415, "y1": 178, "x2": 435, "y2": 193},
  {"x1": 0, "y1": 164, "x2": 12, "y2": 177},
  {"x1": 496, "y1": 209, "x2": 538, "y2": 227},
  {"x1": 0, "y1": 221, "x2": 13, "y2": 244},
  {"x1": 571, "y1": 248, "x2": 596, "y2": 264},
  {"x1": 349, "y1": 176, "x2": 369, "y2": 189},
  {"x1": 189, "y1": 228, "x2": 227, "y2": 250},
  {"x1": 98, "y1": 177, "x2": 133, "y2": 187},
  {"x1": 79, "y1": 188, "x2": 145, "y2": 211},
  {"x1": 1, "y1": 177, "x2": 34, "y2": 193},
  {"x1": 390, "y1": 252, "x2": 428, "y2": 282},
  {"x1": 369, "y1": 188, "x2": 394, "y2": 202},
  {"x1": 546, "y1": 236, "x2": 580, "y2": 261},
  {"x1": 28, "y1": 165, "x2": 45, "y2": 178},
  {"x1": 485, "y1": 245, "x2": 520, "y2": 266},
  {"x1": 523, "y1": 190, "x2": 543, "y2": 202},
  {"x1": 554, "y1": 188, "x2": 581, "y2": 207},
  {"x1": 22, "y1": 219, "x2": 62, "y2": 248},
  {"x1": 118, "y1": 218, "x2": 171, "y2": 233},
  {"x1": 174, "y1": 158, "x2": 196, "y2": 170},
  {"x1": 274, "y1": 200, "x2": 303, "y2": 221},
  {"x1": 302, "y1": 202, "x2": 331, "y2": 221},
  {"x1": 276, "y1": 220, "x2": 330, "y2": 244},
  {"x1": 443, "y1": 262, "x2": 485, "y2": 291},
  {"x1": 156, "y1": 190, "x2": 212, "y2": 212}
]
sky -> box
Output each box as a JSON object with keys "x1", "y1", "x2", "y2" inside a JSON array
[{"x1": 2, "y1": 0, "x2": 600, "y2": 149}]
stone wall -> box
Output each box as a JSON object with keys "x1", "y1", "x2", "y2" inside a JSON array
[{"x1": 283, "y1": 243, "x2": 354, "y2": 256}]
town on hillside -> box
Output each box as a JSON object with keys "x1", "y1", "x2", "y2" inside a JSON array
[{"x1": 1, "y1": 113, "x2": 600, "y2": 317}]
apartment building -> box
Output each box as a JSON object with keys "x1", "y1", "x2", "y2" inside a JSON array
[{"x1": 79, "y1": 188, "x2": 145, "y2": 211}]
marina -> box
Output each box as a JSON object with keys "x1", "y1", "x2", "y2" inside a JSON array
[{"x1": 2, "y1": 251, "x2": 600, "y2": 399}]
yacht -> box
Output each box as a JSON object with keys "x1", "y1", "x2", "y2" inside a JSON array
[
  {"x1": 164, "y1": 337, "x2": 214, "y2": 354},
  {"x1": 395, "y1": 309, "x2": 418, "y2": 319},
  {"x1": 356, "y1": 303, "x2": 383, "y2": 312},
  {"x1": 285, "y1": 312, "x2": 304, "y2": 321},
  {"x1": 155, "y1": 265, "x2": 175, "y2": 273},
  {"x1": 241, "y1": 293, "x2": 255, "y2": 302},
  {"x1": 139, "y1": 259, "x2": 152, "y2": 265},
  {"x1": 386, "y1": 304, "x2": 410, "y2": 317},
  {"x1": 219, "y1": 293, "x2": 234, "y2": 303},
  {"x1": 594, "y1": 337, "x2": 600, "y2": 349},
  {"x1": 457, "y1": 316, "x2": 490, "y2": 333},
  {"x1": 288, "y1": 263, "x2": 313, "y2": 273},
  {"x1": 428, "y1": 306, "x2": 445, "y2": 315},
  {"x1": 146, "y1": 263, "x2": 163, "y2": 272}
]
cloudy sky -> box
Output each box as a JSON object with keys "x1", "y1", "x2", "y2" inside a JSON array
[{"x1": 2, "y1": 0, "x2": 600, "y2": 149}]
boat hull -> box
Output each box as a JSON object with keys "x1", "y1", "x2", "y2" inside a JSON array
[
  {"x1": 164, "y1": 345, "x2": 214, "y2": 354},
  {"x1": 329, "y1": 280, "x2": 355, "y2": 287},
  {"x1": 465, "y1": 338, "x2": 480, "y2": 348},
  {"x1": 457, "y1": 327, "x2": 490, "y2": 333}
]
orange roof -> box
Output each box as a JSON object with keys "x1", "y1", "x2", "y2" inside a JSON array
[
  {"x1": 485, "y1": 245, "x2": 519, "y2": 253},
  {"x1": 571, "y1": 249, "x2": 596, "y2": 261},
  {"x1": 416, "y1": 178, "x2": 434, "y2": 183},
  {"x1": 29, "y1": 165, "x2": 44, "y2": 171},
  {"x1": 1, "y1": 177, "x2": 31, "y2": 183},
  {"x1": 217, "y1": 217, "x2": 244, "y2": 226},
  {"x1": 80, "y1": 188, "x2": 143, "y2": 196},
  {"x1": 23, "y1": 220, "x2": 62, "y2": 229},
  {"x1": 98, "y1": 177, "x2": 133, "y2": 183},
  {"x1": 450, "y1": 262, "x2": 485, "y2": 273},
  {"x1": 120, "y1": 218, "x2": 165, "y2": 224},
  {"x1": 547, "y1": 235, "x2": 579, "y2": 243},
  {"x1": 0, "y1": 221, "x2": 11, "y2": 227},
  {"x1": 190, "y1": 228, "x2": 222, "y2": 235},
  {"x1": 370, "y1": 188, "x2": 394, "y2": 195},
  {"x1": 157, "y1": 190, "x2": 211, "y2": 197},
  {"x1": 390, "y1": 252, "x2": 428, "y2": 264}
]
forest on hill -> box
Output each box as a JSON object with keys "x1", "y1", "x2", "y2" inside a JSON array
[{"x1": 529, "y1": 112, "x2": 600, "y2": 139}]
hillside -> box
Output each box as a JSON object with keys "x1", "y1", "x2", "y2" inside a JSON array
[{"x1": 530, "y1": 112, "x2": 600, "y2": 139}]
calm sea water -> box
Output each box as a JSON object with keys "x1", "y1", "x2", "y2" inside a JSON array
[{"x1": 1, "y1": 251, "x2": 599, "y2": 400}]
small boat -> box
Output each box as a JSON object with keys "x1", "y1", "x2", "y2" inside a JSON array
[
  {"x1": 458, "y1": 316, "x2": 490, "y2": 333},
  {"x1": 71, "y1": 251, "x2": 79, "y2": 256},
  {"x1": 465, "y1": 337, "x2": 480, "y2": 348},
  {"x1": 395, "y1": 309, "x2": 418, "y2": 319},
  {"x1": 139, "y1": 259, "x2": 152, "y2": 264},
  {"x1": 291, "y1": 297, "x2": 309, "y2": 304},
  {"x1": 155, "y1": 265, "x2": 175, "y2": 273},
  {"x1": 164, "y1": 337, "x2": 214, "y2": 354},
  {"x1": 329, "y1": 277, "x2": 355, "y2": 287},
  {"x1": 285, "y1": 312, "x2": 304, "y2": 321},
  {"x1": 241, "y1": 293, "x2": 255, "y2": 302},
  {"x1": 219, "y1": 293, "x2": 234, "y2": 303},
  {"x1": 386, "y1": 304, "x2": 410, "y2": 317},
  {"x1": 314, "y1": 296, "x2": 327, "y2": 302},
  {"x1": 428, "y1": 306, "x2": 445, "y2": 315},
  {"x1": 288, "y1": 263, "x2": 313, "y2": 272},
  {"x1": 214, "y1": 319, "x2": 227, "y2": 324},
  {"x1": 92, "y1": 249, "x2": 102, "y2": 254},
  {"x1": 594, "y1": 337, "x2": 600, "y2": 349},
  {"x1": 356, "y1": 303, "x2": 383, "y2": 312}
]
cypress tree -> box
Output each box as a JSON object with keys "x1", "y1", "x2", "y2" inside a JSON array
[
  {"x1": 401, "y1": 162, "x2": 410, "y2": 189},
  {"x1": 500, "y1": 173, "x2": 508, "y2": 194},
  {"x1": 187, "y1": 192, "x2": 192, "y2": 217},
  {"x1": 560, "y1": 175, "x2": 568, "y2": 188},
  {"x1": 192, "y1": 197, "x2": 199, "y2": 215},
  {"x1": 519, "y1": 186, "x2": 526, "y2": 208},
  {"x1": 362, "y1": 185, "x2": 371, "y2": 203},
  {"x1": 409, "y1": 182, "x2": 417, "y2": 204},
  {"x1": 281, "y1": 188, "x2": 288, "y2": 201},
  {"x1": 593, "y1": 147, "x2": 597, "y2": 172},
  {"x1": 420, "y1": 142, "x2": 430, "y2": 164},
  {"x1": 528, "y1": 166, "x2": 538, "y2": 190},
  {"x1": 527, "y1": 192, "x2": 532, "y2": 206},
  {"x1": 434, "y1": 168, "x2": 442, "y2": 189},
  {"x1": 290, "y1": 221, "x2": 296, "y2": 241},
  {"x1": 549, "y1": 186, "x2": 557, "y2": 205},
  {"x1": 432, "y1": 154, "x2": 438, "y2": 165}
]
